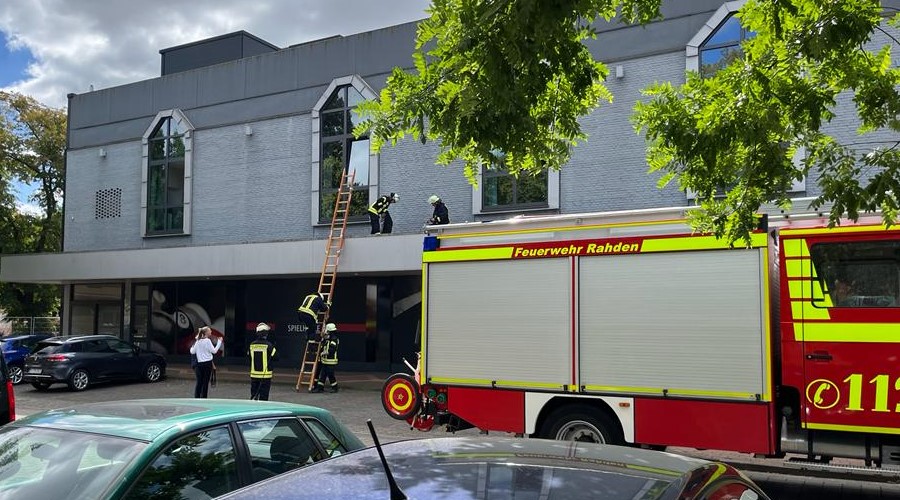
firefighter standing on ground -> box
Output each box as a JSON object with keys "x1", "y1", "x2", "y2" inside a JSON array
[
  {"x1": 248, "y1": 323, "x2": 277, "y2": 401},
  {"x1": 297, "y1": 292, "x2": 329, "y2": 340},
  {"x1": 427, "y1": 195, "x2": 449, "y2": 225},
  {"x1": 368, "y1": 192, "x2": 398, "y2": 234},
  {"x1": 311, "y1": 323, "x2": 340, "y2": 393}
]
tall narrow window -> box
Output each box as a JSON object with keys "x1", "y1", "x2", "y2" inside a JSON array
[
  {"x1": 319, "y1": 85, "x2": 370, "y2": 223},
  {"x1": 146, "y1": 115, "x2": 189, "y2": 234}
]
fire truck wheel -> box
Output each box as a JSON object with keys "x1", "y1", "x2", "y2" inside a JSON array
[
  {"x1": 539, "y1": 404, "x2": 623, "y2": 445},
  {"x1": 382, "y1": 373, "x2": 421, "y2": 420}
]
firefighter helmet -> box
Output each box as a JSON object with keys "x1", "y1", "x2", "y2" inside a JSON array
[
  {"x1": 428, "y1": 195, "x2": 440, "y2": 204},
  {"x1": 256, "y1": 323, "x2": 270, "y2": 333},
  {"x1": 325, "y1": 323, "x2": 337, "y2": 333},
  {"x1": 391, "y1": 192, "x2": 399, "y2": 203}
]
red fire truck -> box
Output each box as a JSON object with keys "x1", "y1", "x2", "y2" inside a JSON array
[{"x1": 382, "y1": 205, "x2": 900, "y2": 469}]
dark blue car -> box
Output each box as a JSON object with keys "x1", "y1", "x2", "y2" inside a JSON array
[{"x1": 1, "y1": 334, "x2": 53, "y2": 384}]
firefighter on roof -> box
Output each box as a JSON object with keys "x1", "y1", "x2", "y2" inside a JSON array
[
  {"x1": 311, "y1": 323, "x2": 340, "y2": 393},
  {"x1": 427, "y1": 195, "x2": 449, "y2": 225},
  {"x1": 297, "y1": 292, "x2": 329, "y2": 341},
  {"x1": 368, "y1": 192, "x2": 398, "y2": 234},
  {"x1": 248, "y1": 322, "x2": 277, "y2": 401}
]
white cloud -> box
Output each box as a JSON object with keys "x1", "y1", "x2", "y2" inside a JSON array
[{"x1": 0, "y1": 0, "x2": 431, "y2": 108}]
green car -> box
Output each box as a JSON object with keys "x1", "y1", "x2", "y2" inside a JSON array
[{"x1": 0, "y1": 398, "x2": 365, "y2": 499}]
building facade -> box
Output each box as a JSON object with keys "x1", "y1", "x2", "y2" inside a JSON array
[{"x1": 2, "y1": 1, "x2": 897, "y2": 371}]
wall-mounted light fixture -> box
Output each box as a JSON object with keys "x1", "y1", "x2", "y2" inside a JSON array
[
  {"x1": 244, "y1": 125, "x2": 253, "y2": 136},
  {"x1": 99, "y1": 148, "x2": 107, "y2": 158},
  {"x1": 615, "y1": 65, "x2": 624, "y2": 79}
]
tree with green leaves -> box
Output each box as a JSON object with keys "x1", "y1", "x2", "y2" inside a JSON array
[
  {"x1": 0, "y1": 91, "x2": 66, "y2": 317},
  {"x1": 358, "y1": 0, "x2": 899, "y2": 244},
  {"x1": 635, "y1": 0, "x2": 900, "y2": 243}
]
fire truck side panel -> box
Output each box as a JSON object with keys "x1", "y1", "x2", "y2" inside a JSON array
[
  {"x1": 579, "y1": 249, "x2": 770, "y2": 400},
  {"x1": 634, "y1": 398, "x2": 772, "y2": 453},
  {"x1": 425, "y1": 259, "x2": 572, "y2": 389},
  {"x1": 447, "y1": 387, "x2": 526, "y2": 434}
]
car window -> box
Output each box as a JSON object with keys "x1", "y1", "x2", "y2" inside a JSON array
[
  {"x1": 237, "y1": 418, "x2": 323, "y2": 484},
  {"x1": 82, "y1": 340, "x2": 112, "y2": 353},
  {"x1": 107, "y1": 339, "x2": 135, "y2": 354},
  {"x1": 33, "y1": 341, "x2": 60, "y2": 354},
  {"x1": 302, "y1": 418, "x2": 348, "y2": 457},
  {"x1": 64, "y1": 342, "x2": 83, "y2": 353},
  {"x1": 0, "y1": 426, "x2": 145, "y2": 500},
  {"x1": 123, "y1": 426, "x2": 239, "y2": 500}
]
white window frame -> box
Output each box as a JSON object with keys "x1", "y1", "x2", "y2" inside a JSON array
[
  {"x1": 311, "y1": 75, "x2": 379, "y2": 226},
  {"x1": 472, "y1": 167, "x2": 560, "y2": 215},
  {"x1": 141, "y1": 109, "x2": 194, "y2": 236}
]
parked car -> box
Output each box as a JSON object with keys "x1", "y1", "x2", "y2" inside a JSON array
[
  {"x1": 0, "y1": 352, "x2": 14, "y2": 425},
  {"x1": 1, "y1": 333, "x2": 54, "y2": 384},
  {"x1": 0, "y1": 398, "x2": 365, "y2": 499},
  {"x1": 23, "y1": 335, "x2": 166, "y2": 391},
  {"x1": 219, "y1": 436, "x2": 771, "y2": 500}
]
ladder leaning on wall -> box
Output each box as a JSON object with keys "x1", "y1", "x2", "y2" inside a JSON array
[{"x1": 295, "y1": 169, "x2": 355, "y2": 392}]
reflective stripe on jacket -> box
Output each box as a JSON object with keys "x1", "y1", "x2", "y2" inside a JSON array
[
  {"x1": 298, "y1": 293, "x2": 326, "y2": 318},
  {"x1": 320, "y1": 338, "x2": 339, "y2": 365},
  {"x1": 368, "y1": 195, "x2": 392, "y2": 215},
  {"x1": 249, "y1": 339, "x2": 277, "y2": 378}
]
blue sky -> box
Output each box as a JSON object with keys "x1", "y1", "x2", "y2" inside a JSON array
[{"x1": 0, "y1": 33, "x2": 31, "y2": 87}]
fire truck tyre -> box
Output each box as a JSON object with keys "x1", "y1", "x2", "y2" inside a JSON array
[
  {"x1": 539, "y1": 405, "x2": 623, "y2": 445},
  {"x1": 382, "y1": 373, "x2": 421, "y2": 420}
]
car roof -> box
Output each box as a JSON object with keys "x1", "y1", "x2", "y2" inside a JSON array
[
  {"x1": 219, "y1": 436, "x2": 724, "y2": 500},
  {"x1": 2, "y1": 333, "x2": 53, "y2": 341},
  {"x1": 11, "y1": 398, "x2": 338, "y2": 442}
]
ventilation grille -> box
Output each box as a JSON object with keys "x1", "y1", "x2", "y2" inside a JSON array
[{"x1": 95, "y1": 188, "x2": 122, "y2": 219}]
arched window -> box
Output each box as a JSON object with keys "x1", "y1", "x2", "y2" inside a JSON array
[
  {"x1": 311, "y1": 76, "x2": 377, "y2": 225},
  {"x1": 142, "y1": 109, "x2": 193, "y2": 236},
  {"x1": 698, "y1": 14, "x2": 752, "y2": 78}
]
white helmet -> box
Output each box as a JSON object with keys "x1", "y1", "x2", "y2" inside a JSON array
[
  {"x1": 428, "y1": 195, "x2": 440, "y2": 204},
  {"x1": 256, "y1": 323, "x2": 270, "y2": 333},
  {"x1": 391, "y1": 192, "x2": 399, "y2": 203},
  {"x1": 324, "y1": 323, "x2": 337, "y2": 333}
]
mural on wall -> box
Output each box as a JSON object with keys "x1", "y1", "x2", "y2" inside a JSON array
[{"x1": 149, "y1": 283, "x2": 228, "y2": 355}]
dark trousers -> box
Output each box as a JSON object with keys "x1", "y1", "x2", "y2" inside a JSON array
[
  {"x1": 369, "y1": 212, "x2": 393, "y2": 234},
  {"x1": 317, "y1": 364, "x2": 337, "y2": 386},
  {"x1": 299, "y1": 312, "x2": 318, "y2": 340},
  {"x1": 194, "y1": 361, "x2": 213, "y2": 398},
  {"x1": 250, "y1": 378, "x2": 272, "y2": 401}
]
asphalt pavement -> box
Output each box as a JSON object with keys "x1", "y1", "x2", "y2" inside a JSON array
[{"x1": 11, "y1": 363, "x2": 900, "y2": 499}]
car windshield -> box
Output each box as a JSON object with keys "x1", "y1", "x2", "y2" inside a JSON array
[
  {"x1": 32, "y1": 342, "x2": 65, "y2": 354},
  {"x1": 0, "y1": 426, "x2": 147, "y2": 500}
]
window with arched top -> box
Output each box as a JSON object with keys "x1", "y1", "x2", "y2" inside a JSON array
[
  {"x1": 142, "y1": 109, "x2": 193, "y2": 236},
  {"x1": 698, "y1": 13, "x2": 753, "y2": 78},
  {"x1": 311, "y1": 76, "x2": 378, "y2": 225}
]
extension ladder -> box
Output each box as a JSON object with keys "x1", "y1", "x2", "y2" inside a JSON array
[{"x1": 295, "y1": 169, "x2": 355, "y2": 391}]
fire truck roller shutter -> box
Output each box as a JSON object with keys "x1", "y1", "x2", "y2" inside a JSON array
[
  {"x1": 425, "y1": 259, "x2": 571, "y2": 388},
  {"x1": 578, "y1": 249, "x2": 768, "y2": 400}
]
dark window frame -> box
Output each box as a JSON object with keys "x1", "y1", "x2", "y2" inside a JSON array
[
  {"x1": 481, "y1": 166, "x2": 550, "y2": 212},
  {"x1": 698, "y1": 14, "x2": 753, "y2": 78},
  {"x1": 146, "y1": 116, "x2": 186, "y2": 235}
]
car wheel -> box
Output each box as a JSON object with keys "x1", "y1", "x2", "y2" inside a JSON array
[
  {"x1": 143, "y1": 362, "x2": 162, "y2": 383},
  {"x1": 8, "y1": 365, "x2": 24, "y2": 385},
  {"x1": 68, "y1": 369, "x2": 90, "y2": 391},
  {"x1": 538, "y1": 404, "x2": 623, "y2": 445},
  {"x1": 31, "y1": 382, "x2": 51, "y2": 391}
]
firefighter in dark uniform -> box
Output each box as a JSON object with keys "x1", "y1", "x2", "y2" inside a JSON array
[
  {"x1": 248, "y1": 323, "x2": 277, "y2": 401},
  {"x1": 427, "y1": 195, "x2": 449, "y2": 225},
  {"x1": 368, "y1": 192, "x2": 399, "y2": 234},
  {"x1": 297, "y1": 292, "x2": 329, "y2": 340},
  {"x1": 311, "y1": 323, "x2": 340, "y2": 393}
]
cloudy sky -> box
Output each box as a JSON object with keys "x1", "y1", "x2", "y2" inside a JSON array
[{"x1": 0, "y1": 0, "x2": 432, "y2": 109}]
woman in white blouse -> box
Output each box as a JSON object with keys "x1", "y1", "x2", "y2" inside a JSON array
[{"x1": 190, "y1": 326, "x2": 223, "y2": 398}]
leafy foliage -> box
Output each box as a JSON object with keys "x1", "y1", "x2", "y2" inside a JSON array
[
  {"x1": 0, "y1": 92, "x2": 65, "y2": 316},
  {"x1": 354, "y1": 0, "x2": 662, "y2": 182},
  {"x1": 634, "y1": 0, "x2": 900, "y2": 243}
]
